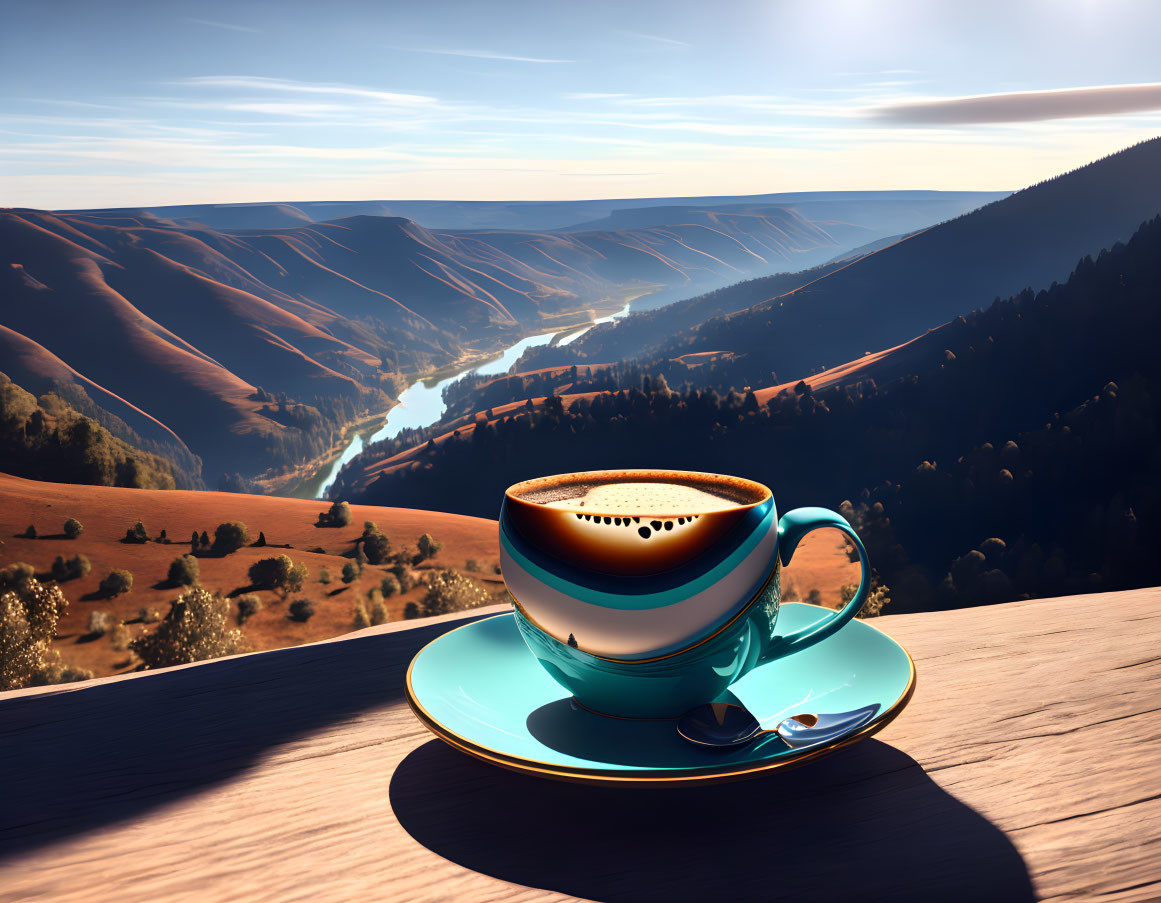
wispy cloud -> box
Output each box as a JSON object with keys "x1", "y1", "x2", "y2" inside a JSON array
[
  {"x1": 868, "y1": 83, "x2": 1161, "y2": 125},
  {"x1": 564, "y1": 93, "x2": 632, "y2": 100},
  {"x1": 186, "y1": 18, "x2": 258, "y2": 33},
  {"x1": 405, "y1": 48, "x2": 572, "y2": 63},
  {"x1": 174, "y1": 76, "x2": 437, "y2": 105},
  {"x1": 621, "y1": 31, "x2": 689, "y2": 47}
]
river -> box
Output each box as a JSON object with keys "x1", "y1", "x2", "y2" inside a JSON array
[{"x1": 310, "y1": 302, "x2": 631, "y2": 499}]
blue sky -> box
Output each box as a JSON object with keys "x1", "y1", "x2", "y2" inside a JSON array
[{"x1": 3, "y1": 0, "x2": 1161, "y2": 207}]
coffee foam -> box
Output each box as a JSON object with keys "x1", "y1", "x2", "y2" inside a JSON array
[{"x1": 516, "y1": 474, "x2": 764, "y2": 516}]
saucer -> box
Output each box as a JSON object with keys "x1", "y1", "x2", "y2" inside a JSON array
[{"x1": 405, "y1": 604, "x2": 915, "y2": 786}]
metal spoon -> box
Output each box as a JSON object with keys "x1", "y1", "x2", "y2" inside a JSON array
[{"x1": 677, "y1": 702, "x2": 880, "y2": 750}]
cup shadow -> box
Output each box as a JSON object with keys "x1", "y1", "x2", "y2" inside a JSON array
[{"x1": 390, "y1": 738, "x2": 1035, "y2": 902}]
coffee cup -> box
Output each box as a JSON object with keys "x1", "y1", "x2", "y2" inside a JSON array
[{"x1": 499, "y1": 469, "x2": 869, "y2": 718}]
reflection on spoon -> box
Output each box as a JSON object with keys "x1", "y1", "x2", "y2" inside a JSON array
[{"x1": 677, "y1": 702, "x2": 880, "y2": 750}]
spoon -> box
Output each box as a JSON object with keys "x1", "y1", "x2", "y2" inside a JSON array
[{"x1": 677, "y1": 702, "x2": 880, "y2": 750}]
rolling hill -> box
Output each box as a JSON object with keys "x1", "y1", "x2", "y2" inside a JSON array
[{"x1": 3, "y1": 192, "x2": 984, "y2": 484}]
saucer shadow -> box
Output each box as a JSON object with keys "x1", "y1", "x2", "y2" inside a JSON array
[{"x1": 390, "y1": 738, "x2": 1034, "y2": 903}]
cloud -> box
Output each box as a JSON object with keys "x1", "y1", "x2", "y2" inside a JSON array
[
  {"x1": 186, "y1": 18, "x2": 258, "y2": 33},
  {"x1": 868, "y1": 83, "x2": 1161, "y2": 125},
  {"x1": 564, "y1": 93, "x2": 632, "y2": 100},
  {"x1": 621, "y1": 31, "x2": 689, "y2": 47},
  {"x1": 406, "y1": 48, "x2": 572, "y2": 63},
  {"x1": 175, "y1": 76, "x2": 437, "y2": 106}
]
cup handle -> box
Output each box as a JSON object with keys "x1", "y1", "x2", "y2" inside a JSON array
[{"x1": 763, "y1": 507, "x2": 869, "y2": 661}]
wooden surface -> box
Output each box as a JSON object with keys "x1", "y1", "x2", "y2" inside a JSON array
[{"x1": 1, "y1": 589, "x2": 1159, "y2": 902}]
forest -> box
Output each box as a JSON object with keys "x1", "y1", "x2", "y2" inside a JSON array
[{"x1": 340, "y1": 216, "x2": 1161, "y2": 613}]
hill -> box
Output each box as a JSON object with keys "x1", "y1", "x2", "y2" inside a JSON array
[
  {"x1": 637, "y1": 137, "x2": 1161, "y2": 383},
  {"x1": 337, "y1": 214, "x2": 1161, "y2": 614},
  {"x1": 71, "y1": 189, "x2": 1004, "y2": 233},
  {"x1": 0, "y1": 473, "x2": 501, "y2": 680}
]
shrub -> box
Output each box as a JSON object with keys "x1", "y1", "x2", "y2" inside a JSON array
[
  {"x1": 839, "y1": 574, "x2": 891, "y2": 618},
  {"x1": 139, "y1": 606, "x2": 162, "y2": 623},
  {"x1": 319, "y1": 568, "x2": 331, "y2": 585},
  {"x1": 248, "y1": 555, "x2": 306, "y2": 597},
  {"x1": 353, "y1": 601, "x2": 370, "y2": 630},
  {"x1": 23, "y1": 524, "x2": 37, "y2": 539},
  {"x1": 380, "y1": 573, "x2": 401, "y2": 597},
  {"x1": 416, "y1": 569, "x2": 490, "y2": 618},
  {"x1": 130, "y1": 587, "x2": 246, "y2": 669},
  {"x1": 465, "y1": 559, "x2": 480, "y2": 573},
  {"x1": 493, "y1": 564, "x2": 502, "y2": 575},
  {"x1": 255, "y1": 531, "x2": 267, "y2": 547},
  {"x1": 288, "y1": 599, "x2": 315, "y2": 622},
  {"x1": 362, "y1": 524, "x2": 391, "y2": 565},
  {"x1": 317, "y1": 500, "x2": 352, "y2": 527},
  {"x1": 63, "y1": 518, "x2": 84, "y2": 539},
  {"x1": 86, "y1": 611, "x2": 110, "y2": 636},
  {"x1": 416, "y1": 533, "x2": 443, "y2": 562},
  {"x1": 806, "y1": 588, "x2": 822, "y2": 605},
  {"x1": 109, "y1": 621, "x2": 131, "y2": 651},
  {"x1": 99, "y1": 569, "x2": 133, "y2": 597},
  {"x1": 124, "y1": 521, "x2": 148, "y2": 544},
  {"x1": 370, "y1": 598, "x2": 389, "y2": 626},
  {"x1": 403, "y1": 601, "x2": 420, "y2": 620},
  {"x1": 341, "y1": 561, "x2": 360, "y2": 584},
  {"x1": 167, "y1": 554, "x2": 200, "y2": 587},
  {"x1": 0, "y1": 562, "x2": 35, "y2": 589},
  {"x1": 212, "y1": 522, "x2": 250, "y2": 555},
  {"x1": 236, "y1": 594, "x2": 262, "y2": 625},
  {"x1": 32, "y1": 657, "x2": 93, "y2": 686},
  {"x1": 199, "y1": 530, "x2": 210, "y2": 549},
  {"x1": 0, "y1": 577, "x2": 70, "y2": 690},
  {"x1": 51, "y1": 554, "x2": 90, "y2": 582}
]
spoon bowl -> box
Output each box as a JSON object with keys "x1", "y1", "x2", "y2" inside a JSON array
[{"x1": 677, "y1": 702, "x2": 878, "y2": 750}]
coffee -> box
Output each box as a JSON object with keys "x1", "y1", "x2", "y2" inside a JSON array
[{"x1": 514, "y1": 472, "x2": 764, "y2": 516}]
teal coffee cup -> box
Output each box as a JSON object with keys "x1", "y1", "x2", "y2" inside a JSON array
[{"x1": 499, "y1": 469, "x2": 870, "y2": 719}]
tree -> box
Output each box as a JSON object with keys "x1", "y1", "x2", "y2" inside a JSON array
[
  {"x1": 86, "y1": 611, "x2": 109, "y2": 636},
  {"x1": 416, "y1": 533, "x2": 443, "y2": 562},
  {"x1": 167, "y1": 554, "x2": 200, "y2": 587},
  {"x1": 361, "y1": 523, "x2": 391, "y2": 564},
  {"x1": 212, "y1": 522, "x2": 250, "y2": 555},
  {"x1": 130, "y1": 587, "x2": 246, "y2": 669},
  {"x1": 317, "y1": 500, "x2": 352, "y2": 527},
  {"x1": 319, "y1": 568, "x2": 331, "y2": 585},
  {"x1": 199, "y1": 531, "x2": 210, "y2": 549},
  {"x1": 0, "y1": 577, "x2": 72, "y2": 690},
  {"x1": 63, "y1": 518, "x2": 83, "y2": 539},
  {"x1": 236, "y1": 594, "x2": 262, "y2": 625},
  {"x1": 341, "y1": 561, "x2": 360, "y2": 584},
  {"x1": 124, "y1": 521, "x2": 148, "y2": 544},
  {"x1": 286, "y1": 562, "x2": 308, "y2": 596},
  {"x1": 0, "y1": 563, "x2": 35, "y2": 589},
  {"x1": 416, "y1": 569, "x2": 490, "y2": 617},
  {"x1": 23, "y1": 525, "x2": 37, "y2": 539},
  {"x1": 51, "y1": 554, "x2": 90, "y2": 582},
  {"x1": 288, "y1": 599, "x2": 315, "y2": 622},
  {"x1": 353, "y1": 601, "x2": 371, "y2": 630},
  {"x1": 370, "y1": 598, "x2": 388, "y2": 626},
  {"x1": 99, "y1": 569, "x2": 133, "y2": 597},
  {"x1": 379, "y1": 573, "x2": 401, "y2": 597},
  {"x1": 255, "y1": 531, "x2": 267, "y2": 548},
  {"x1": 191, "y1": 530, "x2": 200, "y2": 552}
]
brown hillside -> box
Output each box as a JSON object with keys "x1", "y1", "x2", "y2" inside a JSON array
[{"x1": 0, "y1": 474, "x2": 500, "y2": 679}]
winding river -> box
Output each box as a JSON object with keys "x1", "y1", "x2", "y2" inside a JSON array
[{"x1": 309, "y1": 303, "x2": 631, "y2": 499}]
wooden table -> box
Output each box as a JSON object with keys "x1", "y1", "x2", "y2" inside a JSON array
[{"x1": 2, "y1": 590, "x2": 1159, "y2": 902}]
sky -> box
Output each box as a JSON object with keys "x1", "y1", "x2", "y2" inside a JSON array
[{"x1": 3, "y1": 0, "x2": 1161, "y2": 208}]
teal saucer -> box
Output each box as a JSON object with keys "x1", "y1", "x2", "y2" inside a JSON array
[{"x1": 405, "y1": 604, "x2": 915, "y2": 786}]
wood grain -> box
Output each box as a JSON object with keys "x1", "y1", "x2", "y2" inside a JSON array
[{"x1": 1, "y1": 589, "x2": 1159, "y2": 902}]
